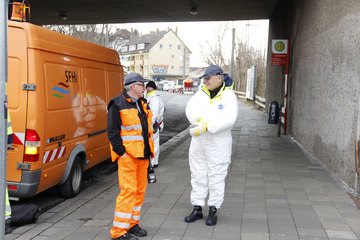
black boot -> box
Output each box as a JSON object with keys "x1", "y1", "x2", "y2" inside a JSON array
[
  {"x1": 112, "y1": 233, "x2": 138, "y2": 240},
  {"x1": 206, "y1": 206, "x2": 217, "y2": 226},
  {"x1": 5, "y1": 219, "x2": 12, "y2": 235},
  {"x1": 184, "y1": 205, "x2": 203, "y2": 223},
  {"x1": 127, "y1": 224, "x2": 147, "y2": 237}
]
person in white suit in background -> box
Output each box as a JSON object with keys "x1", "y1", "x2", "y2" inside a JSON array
[{"x1": 145, "y1": 81, "x2": 165, "y2": 168}]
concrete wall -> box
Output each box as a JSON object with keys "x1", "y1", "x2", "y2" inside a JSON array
[
  {"x1": 266, "y1": 0, "x2": 287, "y2": 107},
  {"x1": 267, "y1": 0, "x2": 360, "y2": 190}
]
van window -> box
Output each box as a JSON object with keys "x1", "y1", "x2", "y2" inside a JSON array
[
  {"x1": 46, "y1": 63, "x2": 80, "y2": 110},
  {"x1": 82, "y1": 69, "x2": 106, "y2": 107}
]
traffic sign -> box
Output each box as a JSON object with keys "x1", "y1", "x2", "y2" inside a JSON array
[{"x1": 271, "y1": 39, "x2": 288, "y2": 66}]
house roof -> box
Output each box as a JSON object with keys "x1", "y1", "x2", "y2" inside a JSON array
[
  {"x1": 122, "y1": 29, "x2": 191, "y2": 54},
  {"x1": 109, "y1": 29, "x2": 133, "y2": 41}
]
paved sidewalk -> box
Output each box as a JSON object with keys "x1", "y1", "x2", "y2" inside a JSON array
[{"x1": 6, "y1": 100, "x2": 360, "y2": 240}]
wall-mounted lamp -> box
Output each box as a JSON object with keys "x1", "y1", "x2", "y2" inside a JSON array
[
  {"x1": 59, "y1": 12, "x2": 67, "y2": 20},
  {"x1": 190, "y1": 6, "x2": 197, "y2": 15}
]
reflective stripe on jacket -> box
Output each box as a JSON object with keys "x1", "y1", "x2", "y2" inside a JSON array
[
  {"x1": 107, "y1": 90, "x2": 154, "y2": 160},
  {"x1": 7, "y1": 110, "x2": 13, "y2": 149},
  {"x1": 5, "y1": 186, "x2": 11, "y2": 220}
]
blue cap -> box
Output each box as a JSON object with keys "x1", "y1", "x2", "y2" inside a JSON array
[
  {"x1": 199, "y1": 65, "x2": 224, "y2": 79},
  {"x1": 124, "y1": 73, "x2": 150, "y2": 85}
]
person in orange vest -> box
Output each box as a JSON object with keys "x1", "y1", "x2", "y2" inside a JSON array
[{"x1": 107, "y1": 73, "x2": 155, "y2": 240}]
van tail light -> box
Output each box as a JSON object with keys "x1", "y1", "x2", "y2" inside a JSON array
[
  {"x1": 24, "y1": 129, "x2": 40, "y2": 162},
  {"x1": 8, "y1": 185, "x2": 17, "y2": 190}
]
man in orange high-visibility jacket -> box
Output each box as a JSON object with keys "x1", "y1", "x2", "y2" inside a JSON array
[{"x1": 107, "y1": 73, "x2": 155, "y2": 240}]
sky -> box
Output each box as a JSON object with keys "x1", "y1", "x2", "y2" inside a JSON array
[{"x1": 109, "y1": 20, "x2": 269, "y2": 67}]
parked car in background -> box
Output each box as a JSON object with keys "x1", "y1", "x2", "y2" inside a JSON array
[
  {"x1": 157, "y1": 82, "x2": 164, "y2": 91},
  {"x1": 162, "y1": 80, "x2": 175, "y2": 91}
]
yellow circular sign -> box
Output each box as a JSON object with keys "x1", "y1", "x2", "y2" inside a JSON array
[{"x1": 275, "y1": 41, "x2": 285, "y2": 52}]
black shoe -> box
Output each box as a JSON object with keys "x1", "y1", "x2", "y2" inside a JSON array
[
  {"x1": 206, "y1": 206, "x2": 217, "y2": 226},
  {"x1": 127, "y1": 224, "x2": 147, "y2": 237},
  {"x1": 184, "y1": 205, "x2": 203, "y2": 223},
  {"x1": 154, "y1": 164, "x2": 158, "y2": 168},
  {"x1": 5, "y1": 219, "x2": 12, "y2": 235},
  {"x1": 112, "y1": 233, "x2": 138, "y2": 240}
]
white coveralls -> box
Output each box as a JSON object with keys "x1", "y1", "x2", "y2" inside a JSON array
[
  {"x1": 185, "y1": 76, "x2": 238, "y2": 209},
  {"x1": 146, "y1": 90, "x2": 165, "y2": 166}
]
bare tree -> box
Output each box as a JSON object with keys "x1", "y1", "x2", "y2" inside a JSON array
[
  {"x1": 234, "y1": 38, "x2": 266, "y2": 95},
  {"x1": 43, "y1": 24, "x2": 110, "y2": 47},
  {"x1": 199, "y1": 23, "x2": 267, "y2": 95},
  {"x1": 199, "y1": 23, "x2": 230, "y2": 70}
]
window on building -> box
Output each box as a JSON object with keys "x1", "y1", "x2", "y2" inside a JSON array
[
  {"x1": 160, "y1": 44, "x2": 163, "y2": 49},
  {"x1": 127, "y1": 66, "x2": 130, "y2": 71},
  {"x1": 179, "y1": 56, "x2": 183, "y2": 62},
  {"x1": 177, "y1": 45, "x2": 181, "y2": 50},
  {"x1": 137, "y1": 43, "x2": 145, "y2": 49},
  {"x1": 169, "y1": 44, "x2": 172, "y2": 49},
  {"x1": 171, "y1": 66, "x2": 174, "y2": 70},
  {"x1": 129, "y1": 45, "x2": 136, "y2": 51},
  {"x1": 145, "y1": 54, "x2": 148, "y2": 59},
  {"x1": 179, "y1": 67, "x2": 183, "y2": 72},
  {"x1": 172, "y1": 55, "x2": 174, "y2": 60},
  {"x1": 121, "y1": 46, "x2": 128, "y2": 52},
  {"x1": 136, "y1": 55, "x2": 139, "y2": 60}
]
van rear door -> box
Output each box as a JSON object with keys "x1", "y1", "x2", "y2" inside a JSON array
[{"x1": 7, "y1": 25, "x2": 28, "y2": 183}]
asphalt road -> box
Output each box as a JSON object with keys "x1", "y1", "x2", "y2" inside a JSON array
[
  {"x1": 13, "y1": 91, "x2": 193, "y2": 213},
  {"x1": 157, "y1": 91, "x2": 192, "y2": 144}
]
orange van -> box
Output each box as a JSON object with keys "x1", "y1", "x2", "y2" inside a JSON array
[{"x1": 7, "y1": 21, "x2": 124, "y2": 199}]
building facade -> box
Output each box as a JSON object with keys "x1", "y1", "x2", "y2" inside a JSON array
[{"x1": 120, "y1": 28, "x2": 191, "y2": 82}]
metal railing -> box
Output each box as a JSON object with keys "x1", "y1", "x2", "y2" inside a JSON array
[{"x1": 234, "y1": 91, "x2": 266, "y2": 109}]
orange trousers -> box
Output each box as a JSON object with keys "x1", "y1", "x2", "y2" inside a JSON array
[{"x1": 111, "y1": 154, "x2": 149, "y2": 238}]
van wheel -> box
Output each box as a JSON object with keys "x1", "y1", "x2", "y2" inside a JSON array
[{"x1": 59, "y1": 156, "x2": 83, "y2": 198}]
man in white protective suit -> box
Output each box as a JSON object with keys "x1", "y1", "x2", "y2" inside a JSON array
[
  {"x1": 185, "y1": 65, "x2": 238, "y2": 226},
  {"x1": 145, "y1": 81, "x2": 165, "y2": 168}
]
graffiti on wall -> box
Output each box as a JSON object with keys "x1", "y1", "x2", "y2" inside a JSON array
[{"x1": 152, "y1": 65, "x2": 169, "y2": 74}]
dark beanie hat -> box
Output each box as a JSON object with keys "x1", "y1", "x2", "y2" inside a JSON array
[{"x1": 146, "y1": 81, "x2": 157, "y2": 90}]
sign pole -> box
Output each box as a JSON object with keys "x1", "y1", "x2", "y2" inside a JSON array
[
  {"x1": 271, "y1": 39, "x2": 289, "y2": 135},
  {"x1": 0, "y1": 0, "x2": 8, "y2": 239},
  {"x1": 283, "y1": 40, "x2": 290, "y2": 134}
]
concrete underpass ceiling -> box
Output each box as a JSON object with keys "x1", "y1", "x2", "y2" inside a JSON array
[{"x1": 23, "y1": 0, "x2": 279, "y2": 25}]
